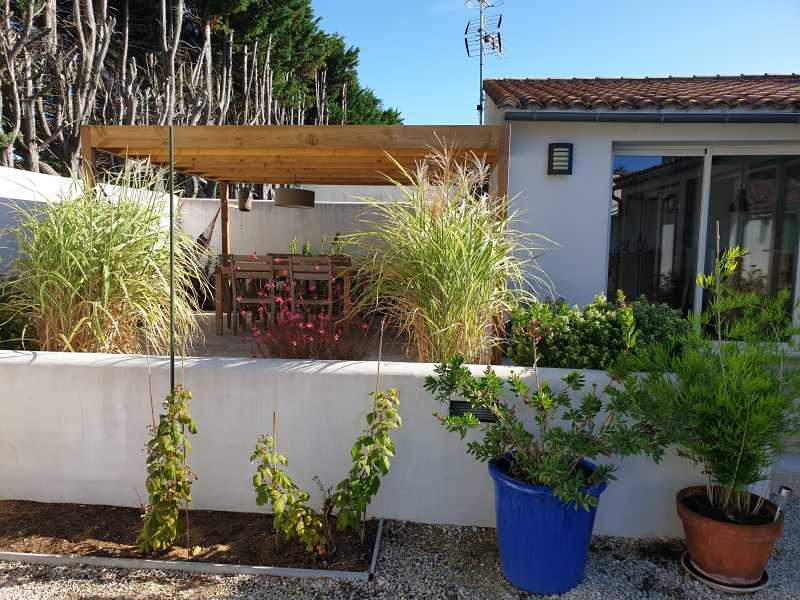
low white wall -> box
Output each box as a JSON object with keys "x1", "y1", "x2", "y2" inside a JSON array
[{"x1": 0, "y1": 350, "x2": 706, "y2": 538}]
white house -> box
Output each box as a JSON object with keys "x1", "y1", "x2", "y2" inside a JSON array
[{"x1": 484, "y1": 75, "x2": 800, "y2": 314}]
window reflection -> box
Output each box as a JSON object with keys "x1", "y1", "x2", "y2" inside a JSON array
[
  {"x1": 608, "y1": 156, "x2": 703, "y2": 313},
  {"x1": 705, "y1": 156, "x2": 800, "y2": 302}
]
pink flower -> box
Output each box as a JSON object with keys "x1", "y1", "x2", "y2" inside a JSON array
[
  {"x1": 314, "y1": 265, "x2": 320, "y2": 271},
  {"x1": 292, "y1": 340, "x2": 298, "y2": 347}
]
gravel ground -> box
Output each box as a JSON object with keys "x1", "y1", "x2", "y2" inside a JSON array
[{"x1": 0, "y1": 499, "x2": 797, "y2": 599}]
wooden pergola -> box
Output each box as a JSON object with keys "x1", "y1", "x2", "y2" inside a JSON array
[{"x1": 81, "y1": 124, "x2": 510, "y2": 255}]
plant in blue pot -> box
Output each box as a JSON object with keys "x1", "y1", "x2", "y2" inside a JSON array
[{"x1": 424, "y1": 298, "x2": 667, "y2": 595}]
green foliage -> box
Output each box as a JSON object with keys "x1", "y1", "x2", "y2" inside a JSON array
[
  {"x1": 0, "y1": 165, "x2": 207, "y2": 354},
  {"x1": 251, "y1": 435, "x2": 328, "y2": 555},
  {"x1": 628, "y1": 247, "x2": 800, "y2": 519},
  {"x1": 138, "y1": 386, "x2": 198, "y2": 554},
  {"x1": 508, "y1": 293, "x2": 688, "y2": 369},
  {"x1": 425, "y1": 342, "x2": 666, "y2": 511},
  {"x1": 251, "y1": 388, "x2": 401, "y2": 556},
  {"x1": 331, "y1": 388, "x2": 401, "y2": 538},
  {"x1": 221, "y1": 0, "x2": 402, "y2": 125},
  {"x1": 349, "y1": 147, "x2": 547, "y2": 363}
]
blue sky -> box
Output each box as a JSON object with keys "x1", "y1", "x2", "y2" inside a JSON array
[{"x1": 311, "y1": 0, "x2": 800, "y2": 125}]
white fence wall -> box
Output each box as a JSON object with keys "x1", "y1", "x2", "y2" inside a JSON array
[
  {"x1": 179, "y1": 197, "x2": 380, "y2": 257},
  {"x1": 0, "y1": 350, "x2": 706, "y2": 538}
]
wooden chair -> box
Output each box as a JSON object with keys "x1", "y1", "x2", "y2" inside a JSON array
[
  {"x1": 289, "y1": 255, "x2": 334, "y2": 317},
  {"x1": 231, "y1": 255, "x2": 276, "y2": 334}
]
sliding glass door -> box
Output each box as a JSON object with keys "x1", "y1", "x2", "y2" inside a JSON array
[
  {"x1": 608, "y1": 149, "x2": 800, "y2": 315},
  {"x1": 608, "y1": 155, "x2": 702, "y2": 313},
  {"x1": 704, "y1": 155, "x2": 800, "y2": 298}
]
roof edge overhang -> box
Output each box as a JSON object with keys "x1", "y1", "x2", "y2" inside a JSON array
[{"x1": 503, "y1": 109, "x2": 800, "y2": 124}]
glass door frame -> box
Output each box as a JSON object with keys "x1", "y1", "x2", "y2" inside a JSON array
[{"x1": 611, "y1": 142, "x2": 800, "y2": 324}]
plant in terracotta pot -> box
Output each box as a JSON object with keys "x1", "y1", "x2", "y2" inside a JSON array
[
  {"x1": 628, "y1": 246, "x2": 800, "y2": 588},
  {"x1": 424, "y1": 298, "x2": 667, "y2": 595}
]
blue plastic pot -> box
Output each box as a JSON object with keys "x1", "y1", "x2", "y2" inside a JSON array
[{"x1": 488, "y1": 454, "x2": 607, "y2": 595}]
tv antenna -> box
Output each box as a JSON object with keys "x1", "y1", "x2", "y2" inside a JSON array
[{"x1": 465, "y1": 0, "x2": 503, "y2": 124}]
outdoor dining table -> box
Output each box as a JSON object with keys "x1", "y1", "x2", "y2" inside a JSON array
[{"x1": 213, "y1": 253, "x2": 353, "y2": 335}]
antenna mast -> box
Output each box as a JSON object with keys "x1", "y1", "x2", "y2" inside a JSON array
[{"x1": 465, "y1": 0, "x2": 503, "y2": 124}]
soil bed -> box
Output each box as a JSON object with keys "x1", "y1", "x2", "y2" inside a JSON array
[
  {"x1": 681, "y1": 493, "x2": 774, "y2": 526},
  {"x1": 0, "y1": 500, "x2": 377, "y2": 572}
]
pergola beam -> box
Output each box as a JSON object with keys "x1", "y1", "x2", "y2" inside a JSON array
[{"x1": 81, "y1": 125, "x2": 506, "y2": 186}]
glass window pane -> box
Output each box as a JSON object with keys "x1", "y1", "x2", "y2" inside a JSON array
[
  {"x1": 705, "y1": 156, "x2": 800, "y2": 302},
  {"x1": 608, "y1": 155, "x2": 703, "y2": 313}
]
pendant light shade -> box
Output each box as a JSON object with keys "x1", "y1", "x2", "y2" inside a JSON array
[
  {"x1": 275, "y1": 187, "x2": 315, "y2": 209},
  {"x1": 238, "y1": 188, "x2": 252, "y2": 212}
]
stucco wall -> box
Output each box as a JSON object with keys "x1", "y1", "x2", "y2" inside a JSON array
[
  {"x1": 0, "y1": 350, "x2": 708, "y2": 538},
  {"x1": 485, "y1": 103, "x2": 800, "y2": 306}
]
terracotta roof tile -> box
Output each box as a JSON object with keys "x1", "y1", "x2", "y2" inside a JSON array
[{"x1": 483, "y1": 75, "x2": 800, "y2": 111}]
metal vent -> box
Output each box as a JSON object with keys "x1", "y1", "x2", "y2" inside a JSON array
[{"x1": 449, "y1": 400, "x2": 496, "y2": 423}]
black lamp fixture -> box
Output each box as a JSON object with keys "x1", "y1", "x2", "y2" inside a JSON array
[
  {"x1": 274, "y1": 186, "x2": 315, "y2": 209},
  {"x1": 547, "y1": 143, "x2": 574, "y2": 175}
]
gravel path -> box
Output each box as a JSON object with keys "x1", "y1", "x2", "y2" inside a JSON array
[{"x1": 1, "y1": 499, "x2": 797, "y2": 599}]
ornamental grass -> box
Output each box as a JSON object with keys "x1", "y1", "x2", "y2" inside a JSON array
[
  {"x1": 348, "y1": 144, "x2": 549, "y2": 363},
  {"x1": 1, "y1": 164, "x2": 206, "y2": 354}
]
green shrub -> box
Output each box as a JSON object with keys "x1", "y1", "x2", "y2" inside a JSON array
[
  {"x1": 507, "y1": 294, "x2": 688, "y2": 370},
  {"x1": 629, "y1": 296, "x2": 691, "y2": 350},
  {"x1": 626, "y1": 247, "x2": 800, "y2": 521},
  {"x1": 425, "y1": 309, "x2": 666, "y2": 510}
]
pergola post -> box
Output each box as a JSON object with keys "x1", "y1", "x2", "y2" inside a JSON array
[
  {"x1": 492, "y1": 124, "x2": 510, "y2": 216},
  {"x1": 220, "y1": 182, "x2": 231, "y2": 256},
  {"x1": 79, "y1": 125, "x2": 97, "y2": 187}
]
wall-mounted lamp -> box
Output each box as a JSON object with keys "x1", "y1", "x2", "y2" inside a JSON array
[{"x1": 547, "y1": 143, "x2": 573, "y2": 175}]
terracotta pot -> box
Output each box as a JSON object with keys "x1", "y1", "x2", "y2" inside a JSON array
[{"x1": 676, "y1": 485, "x2": 783, "y2": 585}]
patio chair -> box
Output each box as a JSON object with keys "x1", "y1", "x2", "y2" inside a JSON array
[
  {"x1": 289, "y1": 255, "x2": 334, "y2": 317},
  {"x1": 231, "y1": 255, "x2": 276, "y2": 334}
]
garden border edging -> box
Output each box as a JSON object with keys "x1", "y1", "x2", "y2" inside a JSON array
[{"x1": 0, "y1": 519, "x2": 384, "y2": 582}]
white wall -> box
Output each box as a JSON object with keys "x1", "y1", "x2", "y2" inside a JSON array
[
  {"x1": 0, "y1": 350, "x2": 707, "y2": 538},
  {"x1": 0, "y1": 167, "x2": 81, "y2": 269},
  {"x1": 486, "y1": 103, "x2": 800, "y2": 306},
  {"x1": 179, "y1": 198, "x2": 381, "y2": 257}
]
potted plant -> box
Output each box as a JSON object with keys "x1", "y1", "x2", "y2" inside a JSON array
[
  {"x1": 424, "y1": 299, "x2": 666, "y2": 595},
  {"x1": 628, "y1": 246, "x2": 800, "y2": 587}
]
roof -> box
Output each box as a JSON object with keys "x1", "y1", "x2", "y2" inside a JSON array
[
  {"x1": 483, "y1": 75, "x2": 800, "y2": 112},
  {"x1": 81, "y1": 125, "x2": 508, "y2": 185}
]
